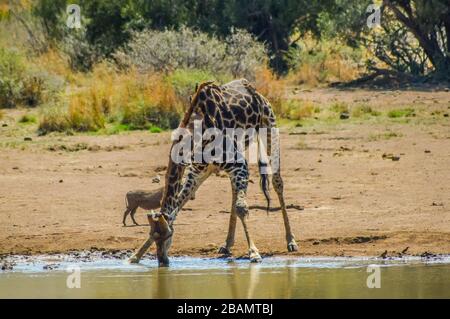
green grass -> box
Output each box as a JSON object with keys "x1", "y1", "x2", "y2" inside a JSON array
[
  {"x1": 18, "y1": 114, "x2": 37, "y2": 124},
  {"x1": 387, "y1": 108, "x2": 415, "y2": 118},
  {"x1": 149, "y1": 125, "x2": 162, "y2": 133}
]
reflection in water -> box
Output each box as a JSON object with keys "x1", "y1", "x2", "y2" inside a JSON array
[{"x1": 1, "y1": 257, "x2": 450, "y2": 298}]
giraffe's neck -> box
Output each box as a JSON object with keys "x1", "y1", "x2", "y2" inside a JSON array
[{"x1": 160, "y1": 147, "x2": 185, "y2": 219}]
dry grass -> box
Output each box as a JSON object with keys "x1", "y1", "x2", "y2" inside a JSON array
[
  {"x1": 38, "y1": 63, "x2": 183, "y2": 134},
  {"x1": 254, "y1": 66, "x2": 287, "y2": 115}
]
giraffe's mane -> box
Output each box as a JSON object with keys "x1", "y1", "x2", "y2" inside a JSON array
[{"x1": 179, "y1": 81, "x2": 217, "y2": 128}]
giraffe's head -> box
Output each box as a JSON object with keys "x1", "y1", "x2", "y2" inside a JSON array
[{"x1": 147, "y1": 211, "x2": 173, "y2": 266}]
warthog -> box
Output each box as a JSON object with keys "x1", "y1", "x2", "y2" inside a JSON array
[
  {"x1": 122, "y1": 188, "x2": 163, "y2": 226},
  {"x1": 122, "y1": 187, "x2": 196, "y2": 226}
]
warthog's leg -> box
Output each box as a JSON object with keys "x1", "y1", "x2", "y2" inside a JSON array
[
  {"x1": 130, "y1": 207, "x2": 139, "y2": 226},
  {"x1": 122, "y1": 208, "x2": 132, "y2": 226}
]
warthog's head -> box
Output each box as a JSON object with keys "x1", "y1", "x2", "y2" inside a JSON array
[{"x1": 147, "y1": 211, "x2": 173, "y2": 267}]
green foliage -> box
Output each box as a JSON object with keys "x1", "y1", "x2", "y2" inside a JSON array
[
  {"x1": 18, "y1": 114, "x2": 37, "y2": 124},
  {"x1": 31, "y1": 0, "x2": 332, "y2": 74},
  {"x1": 149, "y1": 126, "x2": 162, "y2": 133},
  {"x1": 387, "y1": 108, "x2": 415, "y2": 118}
]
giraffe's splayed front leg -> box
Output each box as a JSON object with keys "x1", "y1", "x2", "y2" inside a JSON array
[
  {"x1": 218, "y1": 246, "x2": 232, "y2": 256},
  {"x1": 249, "y1": 249, "x2": 262, "y2": 263}
]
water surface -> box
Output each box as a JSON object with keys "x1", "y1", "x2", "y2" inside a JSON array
[{"x1": 1, "y1": 256, "x2": 450, "y2": 298}]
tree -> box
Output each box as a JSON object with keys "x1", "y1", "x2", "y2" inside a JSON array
[
  {"x1": 382, "y1": 0, "x2": 450, "y2": 78},
  {"x1": 218, "y1": 0, "x2": 334, "y2": 74}
]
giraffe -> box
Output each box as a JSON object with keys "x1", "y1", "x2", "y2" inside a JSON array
[{"x1": 129, "y1": 79, "x2": 298, "y2": 266}]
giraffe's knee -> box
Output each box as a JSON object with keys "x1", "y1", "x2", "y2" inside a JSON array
[{"x1": 235, "y1": 199, "x2": 249, "y2": 218}]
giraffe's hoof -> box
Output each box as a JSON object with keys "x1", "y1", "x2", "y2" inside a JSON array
[
  {"x1": 287, "y1": 242, "x2": 299, "y2": 252},
  {"x1": 128, "y1": 255, "x2": 140, "y2": 264},
  {"x1": 218, "y1": 246, "x2": 231, "y2": 255},
  {"x1": 249, "y1": 252, "x2": 262, "y2": 263}
]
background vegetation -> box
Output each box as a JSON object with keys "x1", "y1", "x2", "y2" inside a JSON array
[{"x1": 1, "y1": 0, "x2": 449, "y2": 134}]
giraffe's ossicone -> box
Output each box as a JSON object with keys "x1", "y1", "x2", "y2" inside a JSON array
[{"x1": 129, "y1": 79, "x2": 298, "y2": 267}]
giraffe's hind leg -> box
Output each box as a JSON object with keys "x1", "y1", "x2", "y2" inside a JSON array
[
  {"x1": 273, "y1": 172, "x2": 298, "y2": 252},
  {"x1": 227, "y1": 162, "x2": 261, "y2": 262}
]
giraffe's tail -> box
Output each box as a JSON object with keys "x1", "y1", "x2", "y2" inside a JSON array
[{"x1": 257, "y1": 134, "x2": 271, "y2": 214}]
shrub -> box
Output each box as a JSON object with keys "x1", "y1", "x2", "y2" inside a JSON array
[
  {"x1": 121, "y1": 99, "x2": 179, "y2": 130},
  {"x1": 351, "y1": 104, "x2": 378, "y2": 118},
  {"x1": 282, "y1": 100, "x2": 316, "y2": 120},
  {"x1": 115, "y1": 27, "x2": 266, "y2": 79},
  {"x1": 329, "y1": 102, "x2": 349, "y2": 114},
  {"x1": 287, "y1": 37, "x2": 363, "y2": 86},
  {"x1": 68, "y1": 92, "x2": 106, "y2": 131},
  {"x1": 0, "y1": 48, "x2": 57, "y2": 108},
  {"x1": 38, "y1": 104, "x2": 71, "y2": 134},
  {"x1": 0, "y1": 48, "x2": 25, "y2": 108}
]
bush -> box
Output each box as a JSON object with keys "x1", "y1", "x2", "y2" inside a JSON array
[
  {"x1": 121, "y1": 99, "x2": 179, "y2": 130},
  {"x1": 0, "y1": 48, "x2": 25, "y2": 108},
  {"x1": 281, "y1": 100, "x2": 316, "y2": 120},
  {"x1": 68, "y1": 92, "x2": 106, "y2": 131},
  {"x1": 287, "y1": 37, "x2": 364, "y2": 86},
  {"x1": 115, "y1": 27, "x2": 266, "y2": 79},
  {"x1": 0, "y1": 48, "x2": 56, "y2": 108},
  {"x1": 38, "y1": 104, "x2": 70, "y2": 134}
]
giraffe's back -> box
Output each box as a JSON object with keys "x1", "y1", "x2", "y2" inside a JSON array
[{"x1": 219, "y1": 79, "x2": 276, "y2": 129}]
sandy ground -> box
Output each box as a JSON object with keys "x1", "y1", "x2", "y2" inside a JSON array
[{"x1": 1, "y1": 88, "x2": 449, "y2": 258}]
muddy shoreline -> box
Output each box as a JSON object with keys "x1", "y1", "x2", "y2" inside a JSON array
[{"x1": 1, "y1": 248, "x2": 448, "y2": 272}]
